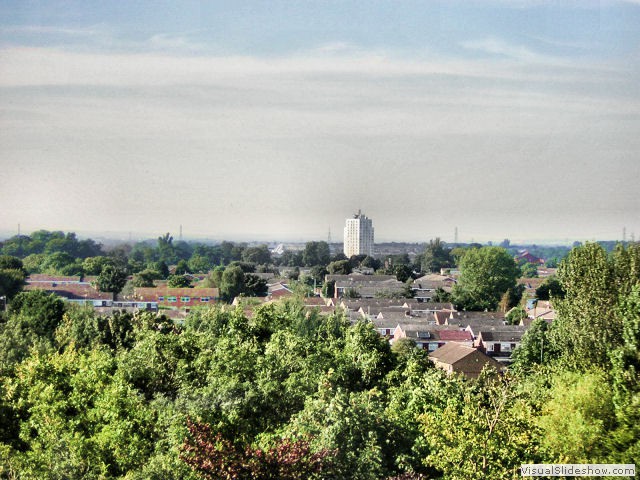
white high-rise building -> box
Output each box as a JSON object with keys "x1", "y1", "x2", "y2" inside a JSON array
[{"x1": 344, "y1": 210, "x2": 374, "y2": 257}]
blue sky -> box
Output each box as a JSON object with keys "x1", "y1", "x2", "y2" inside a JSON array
[{"x1": 1, "y1": 1, "x2": 639, "y2": 243}]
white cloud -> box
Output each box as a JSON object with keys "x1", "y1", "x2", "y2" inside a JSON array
[{"x1": 459, "y1": 37, "x2": 564, "y2": 64}]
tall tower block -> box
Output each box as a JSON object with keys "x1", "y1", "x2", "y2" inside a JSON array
[{"x1": 343, "y1": 210, "x2": 374, "y2": 257}]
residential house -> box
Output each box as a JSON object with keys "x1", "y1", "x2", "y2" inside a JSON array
[
  {"x1": 25, "y1": 277, "x2": 158, "y2": 312},
  {"x1": 429, "y1": 343, "x2": 504, "y2": 379},
  {"x1": 393, "y1": 324, "x2": 474, "y2": 352},
  {"x1": 515, "y1": 250, "x2": 544, "y2": 265},
  {"x1": 134, "y1": 287, "x2": 219, "y2": 309},
  {"x1": 267, "y1": 282, "x2": 294, "y2": 300},
  {"x1": 474, "y1": 325, "x2": 527, "y2": 360},
  {"x1": 411, "y1": 274, "x2": 456, "y2": 302}
]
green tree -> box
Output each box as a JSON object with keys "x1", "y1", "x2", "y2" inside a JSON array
[
  {"x1": 0, "y1": 256, "x2": 26, "y2": 302},
  {"x1": 244, "y1": 274, "x2": 268, "y2": 297},
  {"x1": 608, "y1": 284, "x2": 640, "y2": 464},
  {"x1": 422, "y1": 373, "x2": 543, "y2": 479},
  {"x1": 95, "y1": 265, "x2": 128, "y2": 300},
  {"x1": 174, "y1": 259, "x2": 191, "y2": 275},
  {"x1": 4, "y1": 346, "x2": 158, "y2": 478},
  {"x1": 520, "y1": 262, "x2": 538, "y2": 278},
  {"x1": 82, "y1": 256, "x2": 114, "y2": 276},
  {"x1": 536, "y1": 369, "x2": 615, "y2": 463},
  {"x1": 157, "y1": 232, "x2": 177, "y2": 264},
  {"x1": 510, "y1": 319, "x2": 552, "y2": 372},
  {"x1": 302, "y1": 242, "x2": 330, "y2": 267},
  {"x1": 242, "y1": 245, "x2": 272, "y2": 265},
  {"x1": 327, "y1": 260, "x2": 352, "y2": 275},
  {"x1": 421, "y1": 238, "x2": 453, "y2": 273},
  {"x1": 277, "y1": 250, "x2": 303, "y2": 267},
  {"x1": 548, "y1": 242, "x2": 619, "y2": 369},
  {"x1": 505, "y1": 306, "x2": 527, "y2": 325},
  {"x1": 453, "y1": 246, "x2": 520, "y2": 311},
  {"x1": 21, "y1": 253, "x2": 46, "y2": 273},
  {"x1": 394, "y1": 264, "x2": 413, "y2": 283},
  {"x1": 361, "y1": 255, "x2": 381, "y2": 270},
  {"x1": 132, "y1": 269, "x2": 159, "y2": 288},
  {"x1": 322, "y1": 280, "x2": 335, "y2": 298},
  {"x1": 0, "y1": 290, "x2": 66, "y2": 371},
  {"x1": 8, "y1": 290, "x2": 66, "y2": 339},
  {"x1": 535, "y1": 276, "x2": 565, "y2": 301},
  {"x1": 40, "y1": 252, "x2": 82, "y2": 275},
  {"x1": 188, "y1": 254, "x2": 212, "y2": 273},
  {"x1": 153, "y1": 260, "x2": 170, "y2": 279},
  {"x1": 167, "y1": 274, "x2": 192, "y2": 288},
  {"x1": 220, "y1": 265, "x2": 245, "y2": 301},
  {"x1": 305, "y1": 266, "x2": 328, "y2": 287}
]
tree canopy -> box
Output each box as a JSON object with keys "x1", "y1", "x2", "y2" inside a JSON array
[
  {"x1": 453, "y1": 246, "x2": 521, "y2": 311},
  {"x1": 95, "y1": 265, "x2": 128, "y2": 300}
]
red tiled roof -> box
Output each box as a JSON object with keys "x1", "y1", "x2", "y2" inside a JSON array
[
  {"x1": 438, "y1": 330, "x2": 473, "y2": 341},
  {"x1": 25, "y1": 283, "x2": 112, "y2": 300}
]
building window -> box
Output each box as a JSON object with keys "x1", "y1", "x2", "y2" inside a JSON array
[
  {"x1": 158, "y1": 296, "x2": 164, "y2": 301},
  {"x1": 200, "y1": 297, "x2": 210, "y2": 302},
  {"x1": 180, "y1": 296, "x2": 190, "y2": 303},
  {"x1": 167, "y1": 296, "x2": 177, "y2": 303}
]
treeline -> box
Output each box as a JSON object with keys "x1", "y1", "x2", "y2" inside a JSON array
[
  {"x1": 1, "y1": 230, "x2": 546, "y2": 308},
  {"x1": 0, "y1": 242, "x2": 638, "y2": 478}
]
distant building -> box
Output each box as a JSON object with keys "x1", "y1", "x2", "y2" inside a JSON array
[{"x1": 343, "y1": 210, "x2": 374, "y2": 257}]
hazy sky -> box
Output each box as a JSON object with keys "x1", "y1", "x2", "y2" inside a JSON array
[{"x1": 1, "y1": 1, "x2": 639, "y2": 244}]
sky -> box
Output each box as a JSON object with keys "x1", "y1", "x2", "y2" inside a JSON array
[{"x1": 1, "y1": 0, "x2": 639, "y2": 244}]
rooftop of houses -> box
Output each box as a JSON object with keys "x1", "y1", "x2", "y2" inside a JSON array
[
  {"x1": 267, "y1": 282, "x2": 294, "y2": 299},
  {"x1": 433, "y1": 311, "x2": 454, "y2": 325},
  {"x1": 326, "y1": 274, "x2": 398, "y2": 283},
  {"x1": 339, "y1": 298, "x2": 417, "y2": 311},
  {"x1": 476, "y1": 326, "x2": 527, "y2": 343},
  {"x1": 303, "y1": 305, "x2": 337, "y2": 316},
  {"x1": 411, "y1": 274, "x2": 457, "y2": 291},
  {"x1": 395, "y1": 324, "x2": 470, "y2": 340},
  {"x1": 411, "y1": 302, "x2": 456, "y2": 312},
  {"x1": 446, "y1": 312, "x2": 507, "y2": 328},
  {"x1": 429, "y1": 342, "x2": 485, "y2": 364},
  {"x1": 27, "y1": 274, "x2": 84, "y2": 283},
  {"x1": 428, "y1": 342, "x2": 504, "y2": 378},
  {"x1": 25, "y1": 282, "x2": 113, "y2": 300},
  {"x1": 134, "y1": 287, "x2": 220, "y2": 301},
  {"x1": 370, "y1": 310, "x2": 432, "y2": 324}
]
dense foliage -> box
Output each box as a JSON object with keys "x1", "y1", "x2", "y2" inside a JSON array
[{"x1": 453, "y1": 246, "x2": 522, "y2": 311}]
